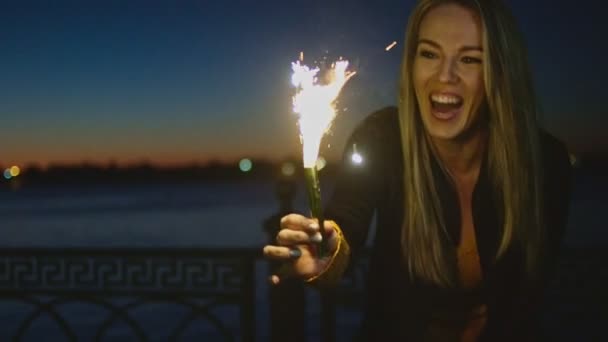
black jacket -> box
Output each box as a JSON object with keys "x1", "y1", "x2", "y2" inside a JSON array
[{"x1": 325, "y1": 106, "x2": 573, "y2": 341}]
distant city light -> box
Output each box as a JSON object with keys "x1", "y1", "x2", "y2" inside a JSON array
[
  {"x1": 3, "y1": 169, "x2": 12, "y2": 180},
  {"x1": 351, "y1": 144, "x2": 363, "y2": 165},
  {"x1": 281, "y1": 162, "x2": 295, "y2": 176},
  {"x1": 316, "y1": 157, "x2": 327, "y2": 171},
  {"x1": 9, "y1": 166, "x2": 20, "y2": 177},
  {"x1": 239, "y1": 158, "x2": 253, "y2": 172}
]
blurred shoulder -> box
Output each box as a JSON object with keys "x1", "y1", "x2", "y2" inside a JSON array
[
  {"x1": 538, "y1": 128, "x2": 571, "y2": 170},
  {"x1": 538, "y1": 128, "x2": 573, "y2": 193}
]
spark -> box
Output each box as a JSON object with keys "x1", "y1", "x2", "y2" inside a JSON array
[{"x1": 291, "y1": 59, "x2": 356, "y2": 167}]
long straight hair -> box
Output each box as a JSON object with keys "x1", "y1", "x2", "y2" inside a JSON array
[{"x1": 398, "y1": 0, "x2": 544, "y2": 287}]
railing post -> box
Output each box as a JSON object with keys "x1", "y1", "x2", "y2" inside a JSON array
[
  {"x1": 267, "y1": 275, "x2": 306, "y2": 342},
  {"x1": 320, "y1": 288, "x2": 336, "y2": 342},
  {"x1": 263, "y1": 176, "x2": 306, "y2": 342},
  {"x1": 241, "y1": 256, "x2": 256, "y2": 342}
]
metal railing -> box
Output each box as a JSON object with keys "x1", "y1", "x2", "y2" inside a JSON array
[
  {"x1": 0, "y1": 247, "x2": 605, "y2": 341},
  {"x1": 0, "y1": 248, "x2": 256, "y2": 341}
]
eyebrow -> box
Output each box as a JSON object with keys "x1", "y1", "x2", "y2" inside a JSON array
[{"x1": 418, "y1": 38, "x2": 483, "y2": 52}]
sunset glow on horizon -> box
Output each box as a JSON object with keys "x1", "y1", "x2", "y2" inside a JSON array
[{"x1": 0, "y1": 0, "x2": 606, "y2": 169}]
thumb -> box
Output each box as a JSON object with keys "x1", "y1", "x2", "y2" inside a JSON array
[{"x1": 321, "y1": 220, "x2": 339, "y2": 252}]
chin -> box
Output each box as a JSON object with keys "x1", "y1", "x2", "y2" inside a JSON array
[
  {"x1": 427, "y1": 127, "x2": 466, "y2": 141},
  {"x1": 422, "y1": 112, "x2": 469, "y2": 141}
]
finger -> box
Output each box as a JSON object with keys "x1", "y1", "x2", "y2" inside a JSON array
[
  {"x1": 276, "y1": 229, "x2": 321, "y2": 246},
  {"x1": 322, "y1": 220, "x2": 338, "y2": 236},
  {"x1": 280, "y1": 214, "x2": 318, "y2": 234},
  {"x1": 263, "y1": 245, "x2": 302, "y2": 260},
  {"x1": 319, "y1": 221, "x2": 339, "y2": 252},
  {"x1": 269, "y1": 274, "x2": 281, "y2": 285},
  {"x1": 269, "y1": 263, "x2": 298, "y2": 286}
]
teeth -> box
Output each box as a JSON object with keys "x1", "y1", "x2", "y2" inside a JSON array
[{"x1": 431, "y1": 94, "x2": 462, "y2": 104}]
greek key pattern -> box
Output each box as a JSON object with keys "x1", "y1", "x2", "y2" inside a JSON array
[
  {"x1": 0, "y1": 249, "x2": 255, "y2": 295},
  {"x1": 0, "y1": 248, "x2": 258, "y2": 341}
]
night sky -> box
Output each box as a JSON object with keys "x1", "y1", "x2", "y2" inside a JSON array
[{"x1": 1, "y1": 0, "x2": 605, "y2": 168}]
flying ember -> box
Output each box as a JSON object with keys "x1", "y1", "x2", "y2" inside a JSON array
[{"x1": 385, "y1": 41, "x2": 397, "y2": 51}]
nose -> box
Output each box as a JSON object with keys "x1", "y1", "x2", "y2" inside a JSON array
[{"x1": 438, "y1": 58, "x2": 458, "y2": 84}]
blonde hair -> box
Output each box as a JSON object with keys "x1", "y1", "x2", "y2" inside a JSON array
[{"x1": 398, "y1": 0, "x2": 544, "y2": 287}]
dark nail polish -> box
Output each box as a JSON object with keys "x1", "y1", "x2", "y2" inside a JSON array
[{"x1": 289, "y1": 248, "x2": 302, "y2": 259}]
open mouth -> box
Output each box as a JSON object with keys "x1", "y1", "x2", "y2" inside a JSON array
[{"x1": 430, "y1": 93, "x2": 463, "y2": 120}]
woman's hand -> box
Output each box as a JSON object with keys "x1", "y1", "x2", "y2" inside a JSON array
[{"x1": 262, "y1": 213, "x2": 339, "y2": 285}]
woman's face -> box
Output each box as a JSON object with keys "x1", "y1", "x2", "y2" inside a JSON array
[{"x1": 413, "y1": 3, "x2": 485, "y2": 142}]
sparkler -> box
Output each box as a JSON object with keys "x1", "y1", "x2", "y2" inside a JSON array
[{"x1": 290, "y1": 57, "x2": 356, "y2": 257}]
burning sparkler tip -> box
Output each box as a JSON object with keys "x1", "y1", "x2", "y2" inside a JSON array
[{"x1": 291, "y1": 54, "x2": 356, "y2": 167}]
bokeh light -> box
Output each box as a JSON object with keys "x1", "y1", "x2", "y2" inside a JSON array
[
  {"x1": 3, "y1": 169, "x2": 12, "y2": 180},
  {"x1": 10, "y1": 166, "x2": 20, "y2": 177},
  {"x1": 351, "y1": 152, "x2": 363, "y2": 165},
  {"x1": 239, "y1": 158, "x2": 253, "y2": 172},
  {"x1": 281, "y1": 162, "x2": 295, "y2": 176},
  {"x1": 316, "y1": 157, "x2": 327, "y2": 171}
]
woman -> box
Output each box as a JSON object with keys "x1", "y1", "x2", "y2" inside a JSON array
[{"x1": 263, "y1": 0, "x2": 572, "y2": 340}]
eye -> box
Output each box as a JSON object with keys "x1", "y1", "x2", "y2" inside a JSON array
[
  {"x1": 461, "y1": 56, "x2": 482, "y2": 64},
  {"x1": 419, "y1": 50, "x2": 437, "y2": 59}
]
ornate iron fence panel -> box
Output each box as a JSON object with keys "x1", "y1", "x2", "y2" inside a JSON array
[{"x1": 0, "y1": 248, "x2": 257, "y2": 342}]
